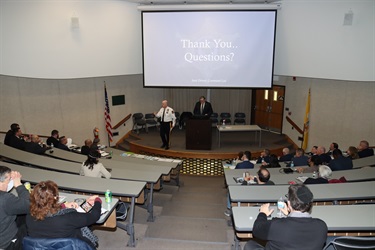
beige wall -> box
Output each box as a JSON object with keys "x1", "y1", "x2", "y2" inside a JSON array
[
  {"x1": 0, "y1": 74, "x2": 164, "y2": 146},
  {"x1": 278, "y1": 76, "x2": 375, "y2": 151}
]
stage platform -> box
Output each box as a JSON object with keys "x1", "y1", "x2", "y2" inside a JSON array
[{"x1": 117, "y1": 127, "x2": 294, "y2": 176}]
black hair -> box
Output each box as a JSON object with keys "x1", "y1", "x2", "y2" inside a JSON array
[
  {"x1": 0, "y1": 165, "x2": 11, "y2": 182},
  {"x1": 51, "y1": 130, "x2": 59, "y2": 136},
  {"x1": 288, "y1": 184, "x2": 313, "y2": 213},
  {"x1": 268, "y1": 154, "x2": 281, "y2": 168},
  {"x1": 332, "y1": 149, "x2": 342, "y2": 157},
  {"x1": 257, "y1": 168, "x2": 271, "y2": 183},
  {"x1": 332, "y1": 142, "x2": 339, "y2": 149},
  {"x1": 83, "y1": 150, "x2": 100, "y2": 170},
  {"x1": 243, "y1": 151, "x2": 251, "y2": 160},
  {"x1": 310, "y1": 155, "x2": 322, "y2": 166}
]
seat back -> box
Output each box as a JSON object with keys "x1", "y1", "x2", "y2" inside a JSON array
[
  {"x1": 235, "y1": 112, "x2": 245, "y2": 118},
  {"x1": 144, "y1": 113, "x2": 155, "y2": 120},
  {"x1": 324, "y1": 237, "x2": 375, "y2": 250},
  {"x1": 220, "y1": 112, "x2": 231, "y2": 124},
  {"x1": 23, "y1": 236, "x2": 93, "y2": 250},
  {"x1": 234, "y1": 112, "x2": 246, "y2": 124}
]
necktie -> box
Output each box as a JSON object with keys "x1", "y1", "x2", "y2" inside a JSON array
[
  {"x1": 162, "y1": 108, "x2": 165, "y2": 122},
  {"x1": 200, "y1": 104, "x2": 203, "y2": 115}
]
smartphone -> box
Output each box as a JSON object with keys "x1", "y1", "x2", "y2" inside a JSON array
[{"x1": 80, "y1": 201, "x2": 93, "y2": 213}]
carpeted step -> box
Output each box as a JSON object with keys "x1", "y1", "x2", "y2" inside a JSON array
[
  {"x1": 145, "y1": 216, "x2": 228, "y2": 243},
  {"x1": 160, "y1": 202, "x2": 226, "y2": 219}
]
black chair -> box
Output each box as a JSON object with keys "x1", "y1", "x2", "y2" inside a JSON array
[
  {"x1": 234, "y1": 112, "x2": 246, "y2": 125},
  {"x1": 23, "y1": 236, "x2": 93, "y2": 250},
  {"x1": 179, "y1": 112, "x2": 193, "y2": 129},
  {"x1": 210, "y1": 112, "x2": 219, "y2": 126},
  {"x1": 132, "y1": 113, "x2": 147, "y2": 134},
  {"x1": 145, "y1": 113, "x2": 159, "y2": 131},
  {"x1": 323, "y1": 236, "x2": 375, "y2": 250},
  {"x1": 220, "y1": 112, "x2": 231, "y2": 124}
]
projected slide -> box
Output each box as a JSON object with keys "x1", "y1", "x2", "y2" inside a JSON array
[{"x1": 142, "y1": 11, "x2": 276, "y2": 88}]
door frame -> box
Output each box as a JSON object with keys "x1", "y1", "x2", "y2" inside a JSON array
[{"x1": 251, "y1": 85, "x2": 286, "y2": 134}]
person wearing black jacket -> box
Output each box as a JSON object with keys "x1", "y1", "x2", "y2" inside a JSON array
[{"x1": 244, "y1": 184, "x2": 328, "y2": 250}]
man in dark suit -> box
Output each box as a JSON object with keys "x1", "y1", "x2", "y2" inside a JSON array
[
  {"x1": 7, "y1": 125, "x2": 29, "y2": 150},
  {"x1": 317, "y1": 146, "x2": 331, "y2": 164},
  {"x1": 290, "y1": 148, "x2": 309, "y2": 166},
  {"x1": 256, "y1": 149, "x2": 271, "y2": 164},
  {"x1": 279, "y1": 147, "x2": 293, "y2": 162},
  {"x1": 46, "y1": 129, "x2": 60, "y2": 147},
  {"x1": 193, "y1": 96, "x2": 213, "y2": 117},
  {"x1": 329, "y1": 149, "x2": 353, "y2": 171},
  {"x1": 235, "y1": 151, "x2": 254, "y2": 169},
  {"x1": 357, "y1": 140, "x2": 374, "y2": 158},
  {"x1": 24, "y1": 135, "x2": 48, "y2": 155}
]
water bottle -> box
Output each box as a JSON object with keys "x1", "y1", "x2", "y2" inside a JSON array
[
  {"x1": 312, "y1": 171, "x2": 317, "y2": 179},
  {"x1": 50, "y1": 143, "x2": 54, "y2": 153},
  {"x1": 222, "y1": 119, "x2": 226, "y2": 128},
  {"x1": 290, "y1": 160, "x2": 295, "y2": 171},
  {"x1": 277, "y1": 196, "x2": 285, "y2": 218}
]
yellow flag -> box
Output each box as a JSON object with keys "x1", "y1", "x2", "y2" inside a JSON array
[{"x1": 302, "y1": 88, "x2": 311, "y2": 150}]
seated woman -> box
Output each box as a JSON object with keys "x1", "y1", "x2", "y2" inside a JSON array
[
  {"x1": 26, "y1": 181, "x2": 101, "y2": 249},
  {"x1": 304, "y1": 165, "x2": 332, "y2": 184},
  {"x1": 80, "y1": 150, "x2": 111, "y2": 179},
  {"x1": 346, "y1": 146, "x2": 359, "y2": 160}
]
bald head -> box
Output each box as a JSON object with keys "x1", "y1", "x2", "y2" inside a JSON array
[
  {"x1": 84, "y1": 139, "x2": 93, "y2": 147},
  {"x1": 282, "y1": 148, "x2": 290, "y2": 155}
]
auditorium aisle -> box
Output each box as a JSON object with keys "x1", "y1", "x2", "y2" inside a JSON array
[{"x1": 95, "y1": 175, "x2": 235, "y2": 249}]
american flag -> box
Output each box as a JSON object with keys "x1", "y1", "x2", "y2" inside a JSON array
[{"x1": 104, "y1": 83, "x2": 113, "y2": 142}]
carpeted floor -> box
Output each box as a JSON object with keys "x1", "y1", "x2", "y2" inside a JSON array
[{"x1": 94, "y1": 175, "x2": 240, "y2": 249}]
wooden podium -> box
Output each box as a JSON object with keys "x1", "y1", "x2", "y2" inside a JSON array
[{"x1": 186, "y1": 118, "x2": 212, "y2": 150}]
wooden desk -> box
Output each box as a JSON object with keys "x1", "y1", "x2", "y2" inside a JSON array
[
  {"x1": 224, "y1": 167, "x2": 375, "y2": 186},
  {"x1": 2, "y1": 162, "x2": 145, "y2": 247},
  {"x1": 229, "y1": 181, "x2": 375, "y2": 205},
  {"x1": 0, "y1": 143, "x2": 161, "y2": 222},
  {"x1": 217, "y1": 125, "x2": 261, "y2": 147},
  {"x1": 60, "y1": 192, "x2": 118, "y2": 226},
  {"x1": 231, "y1": 205, "x2": 375, "y2": 250}
]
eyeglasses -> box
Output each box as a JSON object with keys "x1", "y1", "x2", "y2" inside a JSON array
[{"x1": 285, "y1": 194, "x2": 289, "y2": 199}]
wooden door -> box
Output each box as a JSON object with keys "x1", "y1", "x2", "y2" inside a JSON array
[{"x1": 251, "y1": 85, "x2": 285, "y2": 133}]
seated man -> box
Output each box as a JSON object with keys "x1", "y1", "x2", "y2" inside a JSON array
[
  {"x1": 81, "y1": 139, "x2": 93, "y2": 156},
  {"x1": 24, "y1": 135, "x2": 48, "y2": 155},
  {"x1": 357, "y1": 140, "x2": 374, "y2": 158},
  {"x1": 297, "y1": 155, "x2": 322, "y2": 173},
  {"x1": 7, "y1": 125, "x2": 29, "y2": 151},
  {"x1": 235, "y1": 151, "x2": 254, "y2": 169},
  {"x1": 0, "y1": 166, "x2": 30, "y2": 250},
  {"x1": 308, "y1": 145, "x2": 318, "y2": 156},
  {"x1": 329, "y1": 149, "x2": 353, "y2": 171},
  {"x1": 46, "y1": 130, "x2": 60, "y2": 147},
  {"x1": 256, "y1": 149, "x2": 271, "y2": 164},
  {"x1": 224, "y1": 168, "x2": 273, "y2": 217},
  {"x1": 4, "y1": 123, "x2": 20, "y2": 146},
  {"x1": 290, "y1": 148, "x2": 309, "y2": 166},
  {"x1": 327, "y1": 142, "x2": 339, "y2": 155},
  {"x1": 56, "y1": 136, "x2": 70, "y2": 151},
  {"x1": 244, "y1": 184, "x2": 328, "y2": 250},
  {"x1": 248, "y1": 168, "x2": 275, "y2": 185},
  {"x1": 317, "y1": 146, "x2": 331, "y2": 164},
  {"x1": 279, "y1": 148, "x2": 293, "y2": 162}
]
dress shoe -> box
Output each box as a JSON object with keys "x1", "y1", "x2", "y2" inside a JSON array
[
  {"x1": 160, "y1": 144, "x2": 166, "y2": 148},
  {"x1": 165, "y1": 146, "x2": 170, "y2": 150}
]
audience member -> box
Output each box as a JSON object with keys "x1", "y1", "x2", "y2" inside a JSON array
[
  {"x1": 4, "y1": 123, "x2": 20, "y2": 146},
  {"x1": 80, "y1": 150, "x2": 111, "y2": 179},
  {"x1": 244, "y1": 184, "x2": 327, "y2": 250},
  {"x1": 26, "y1": 180, "x2": 101, "y2": 249},
  {"x1": 46, "y1": 129, "x2": 59, "y2": 147},
  {"x1": 256, "y1": 149, "x2": 271, "y2": 164},
  {"x1": 56, "y1": 136, "x2": 70, "y2": 151},
  {"x1": 308, "y1": 145, "x2": 318, "y2": 156},
  {"x1": 329, "y1": 149, "x2": 353, "y2": 171},
  {"x1": 327, "y1": 142, "x2": 339, "y2": 155},
  {"x1": 357, "y1": 140, "x2": 374, "y2": 158},
  {"x1": 235, "y1": 151, "x2": 254, "y2": 169},
  {"x1": 0, "y1": 166, "x2": 30, "y2": 250},
  {"x1": 263, "y1": 154, "x2": 281, "y2": 168},
  {"x1": 290, "y1": 148, "x2": 308, "y2": 166},
  {"x1": 297, "y1": 155, "x2": 322, "y2": 173},
  {"x1": 279, "y1": 148, "x2": 293, "y2": 162},
  {"x1": 24, "y1": 135, "x2": 48, "y2": 155},
  {"x1": 346, "y1": 146, "x2": 359, "y2": 160},
  {"x1": 248, "y1": 168, "x2": 275, "y2": 185},
  {"x1": 81, "y1": 139, "x2": 93, "y2": 156},
  {"x1": 7, "y1": 125, "x2": 29, "y2": 151},
  {"x1": 304, "y1": 165, "x2": 332, "y2": 184},
  {"x1": 317, "y1": 146, "x2": 331, "y2": 164}
]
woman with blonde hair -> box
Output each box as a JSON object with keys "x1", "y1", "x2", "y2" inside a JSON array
[
  {"x1": 346, "y1": 146, "x2": 359, "y2": 160},
  {"x1": 26, "y1": 180, "x2": 101, "y2": 249}
]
